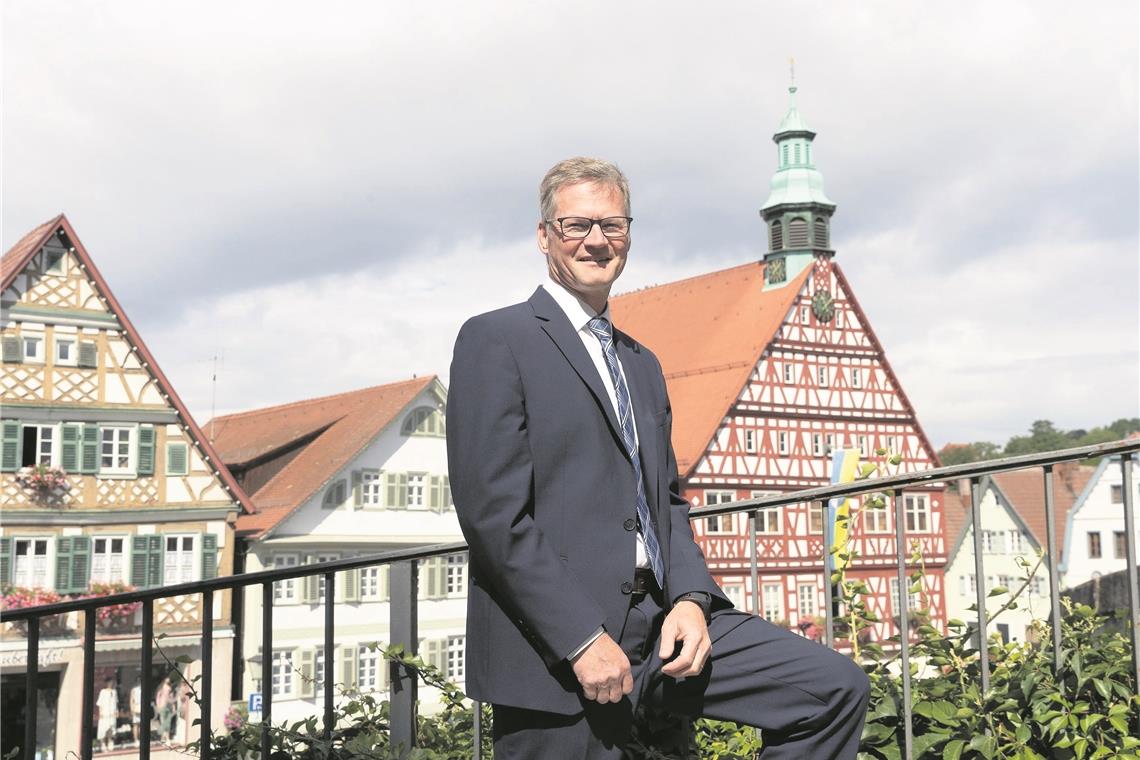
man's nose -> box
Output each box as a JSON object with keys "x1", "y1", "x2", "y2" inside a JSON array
[{"x1": 583, "y1": 220, "x2": 609, "y2": 245}]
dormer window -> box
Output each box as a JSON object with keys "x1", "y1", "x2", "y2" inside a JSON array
[
  {"x1": 43, "y1": 248, "x2": 66, "y2": 274},
  {"x1": 401, "y1": 406, "x2": 445, "y2": 437}
]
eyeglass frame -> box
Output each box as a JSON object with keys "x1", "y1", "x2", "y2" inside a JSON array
[{"x1": 544, "y1": 216, "x2": 634, "y2": 240}]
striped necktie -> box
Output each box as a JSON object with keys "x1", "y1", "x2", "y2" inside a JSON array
[{"x1": 586, "y1": 316, "x2": 666, "y2": 587}]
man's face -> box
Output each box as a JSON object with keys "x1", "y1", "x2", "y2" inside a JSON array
[{"x1": 537, "y1": 181, "x2": 630, "y2": 311}]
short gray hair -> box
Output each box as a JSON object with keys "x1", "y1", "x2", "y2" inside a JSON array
[{"x1": 539, "y1": 157, "x2": 631, "y2": 222}]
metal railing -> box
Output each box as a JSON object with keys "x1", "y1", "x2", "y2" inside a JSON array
[{"x1": 2, "y1": 437, "x2": 1138, "y2": 759}]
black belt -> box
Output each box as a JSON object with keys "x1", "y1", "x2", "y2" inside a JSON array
[{"x1": 631, "y1": 568, "x2": 658, "y2": 599}]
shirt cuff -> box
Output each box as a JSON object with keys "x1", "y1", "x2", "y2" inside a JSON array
[{"x1": 567, "y1": 626, "x2": 605, "y2": 662}]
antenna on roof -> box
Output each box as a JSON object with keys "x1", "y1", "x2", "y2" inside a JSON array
[{"x1": 209, "y1": 348, "x2": 224, "y2": 443}]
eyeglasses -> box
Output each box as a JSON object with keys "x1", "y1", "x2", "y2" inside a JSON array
[{"x1": 545, "y1": 216, "x2": 633, "y2": 239}]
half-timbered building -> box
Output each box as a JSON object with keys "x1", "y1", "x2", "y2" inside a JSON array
[
  {"x1": 0, "y1": 215, "x2": 252, "y2": 756},
  {"x1": 611, "y1": 85, "x2": 949, "y2": 642}
]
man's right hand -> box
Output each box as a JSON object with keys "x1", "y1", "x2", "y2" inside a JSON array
[{"x1": 571, "y1": 633, "x2": 633, "y2": 704}]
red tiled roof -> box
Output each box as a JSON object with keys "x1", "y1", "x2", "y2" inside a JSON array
[
  {"x1": 611, "y1": 262, "x2": 810, "y2": 474},
  {"x1": 2, "y1": 215, "x2": 253, "y2": 515},
  {"x1": 991, "y1": 463, "x2": 1095, "y2": 563},
  {"x1": 942, "y1": 486, "x2": 971, "y2": 549},
  {"x1": 209, "y1": 376, "x2": 437, "y2": 537}
]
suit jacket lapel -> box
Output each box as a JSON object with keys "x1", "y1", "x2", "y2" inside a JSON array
[
  {"x1": 529, "y1": 287, "x2": 624, "y2": 447},
  {"x1": 615, "y1": 331, "x2": 662, "y2": 524}
]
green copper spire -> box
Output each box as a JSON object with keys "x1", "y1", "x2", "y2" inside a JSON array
[{"x1": 760, "y1": 73, "x2": 838, "y2": 290}]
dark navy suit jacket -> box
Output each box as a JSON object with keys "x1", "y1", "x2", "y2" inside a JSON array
[{"x1": 447, "y1": 286, "x2": 727, "y2": 714}]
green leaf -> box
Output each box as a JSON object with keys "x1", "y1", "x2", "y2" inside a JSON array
[
  {"x1": 988, "y1": 586, "x2": 1009, "y2": 597},
  {"x1": 944, "y1": 739, "x2": 966, "y2": 760}
]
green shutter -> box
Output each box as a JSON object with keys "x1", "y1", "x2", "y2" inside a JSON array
[
  {"x1": 2, "y1": 336, "x2": 21, "y2": 363},
  {"x1": 384, "y1": 472, "x2": 397, "y2": 508},
  {"x1": 166, "y1": 443, "x2": 188, "y2": 476},
  {"x1": 55, "y1": 537, "x2": 74, "y2": 593},
  {"x1": 1, "y1": 421, "x2": 21, "y2": 472},
  {"x1": 344, "y1": 568, "x2": 360, "y2": 603},
  {"x1": 299, "y1": 648, "x2": 315, "y2": 698},
  {"x1": 70, "y1": 536, "x2": 91, "y2": 593},
  {"x1": 429, "y1": 475, "x2": 441, "y2": 511},
  {"x1": 131, "y1": 535, "x2": 163, "y2": 588},
  {"x1": 77, "y1": 341, "x2": 97, "y2": 369},
  {"x1": 201, "y1": 534, "x2": 218, "y2": 580},
  {"x1": 0, "y1": 538, "x2": 10, "y2": 586},
  {"x1": 341, "y1": 646, "x2": 357, "y2": 690},
  {"x1": 302, "y1": 556, "x2": 318, "y2": 603},
  {"x1": 442, "y1": 475, "x2": 452, "y2": 509},
  {"x1": 81, "y1": 424, "x2": 99, "y2": 474},
  {"x1": 137, "y1": 426, "x2": 155, "y2": 476},
  {"x1": 396, "y1": 473, "x2": 408, "y2": 508},
  {"x1": 61, "y1": 424, "x2": 80, "y2": 473},
  {"x1": 352, "y1": 471, "x2": 362, "y2": 508}
]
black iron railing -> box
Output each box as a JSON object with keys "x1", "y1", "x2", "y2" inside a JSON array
[{"x1": 2, "y1": 438, "x2": 1138, "y2": 760}]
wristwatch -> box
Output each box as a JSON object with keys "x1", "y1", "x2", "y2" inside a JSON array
[{"x1": 673, "y1": 591, "x2": 712, "y2": 622}]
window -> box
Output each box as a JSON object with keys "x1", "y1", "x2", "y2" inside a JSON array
[
  {"x1": 981, "y1": 530, "x2": 1003, "y2": 554},
  {"x1": 402, "y1": 407, "x2": 445, "y2": 437},
  {"x1": 271, "y1": 650, "x2": 293, "y2": 697},
  {"x1": 782, "y1": 363, "x2": 793, "y2": 383},
  {"x1": 273, "y1": 554, "x2": 299, "y2": 603},
  {"x1": 808, "y1": 503, "x2": 824, "y2": 534},
  {"x1": 825, "y1": 433, "x2": 835, "y2": 452},
  {"x1": 163, "y1": 535, "x2": 196, "y2": 585},
  {"x1": 13, "y1": 538, "x2": 50, "y2": 587},
  {"x1": 322, "y1": 479, "x2": 346, "y2": 509},
  {"x1": 22, "y1": 334, "x2": 43, "y2": 363},
  {"x1": 777, "y1": 431, "x2": 789, "y2": 455},
  {"x1": 862, "y1": 502, "x2": 890, "y2": 534},
  {"x1": 997, "y1": 574, "x2": 1013, "y2": 590},
  {"x1": 314, "y1": 647, "x2": 326, "y2": 694},
  {"x1": 361, "y1": 565, "x2": 388, "y2": 601},
  {"x1": 789, "y1": 219, "x2": 809, "y2": 248},
  {"x1": 1028, "y1": 577, "x2": 1044, "y2": 596},
  {"x1": 315, "y1": 553, "x2": 339, "y2": 603},
  {"x1": 762, "y1": 583, "x2": 783, "y2": 622},
  {"x1": 361, "y1": 471, "x2": 382, "y2": 507},
  {"x1": 1114, "y1": 531, "x2": 1128, "y2": 559},
  {"x1": 100, "y1": 426, "x2": 134, "y2": 474},
  {"x1": 801, "y1": 305, "x2": 811, "y2": 324},
  {"x1": 43, "y1": 248, "x2": 66, "y2": 273},
  {"x1": 812, "y1": 434, "x2": 823, "y2": 456},
  {"x1": 90, "y1": 537, "x2": 127, "y2": 584},
  {"x1": 446, "y1": 554, "x2": 467, "y2": 596},
  {"x1": 358, "y1": 645, "x2": 383, "y2": 691},
  {"x1": 904, "y1": 494, "x2": 930, "y2": 533},
  {"x1": 889, "y1": 577, "x2": 922, "y2": 613},
  {"x1": 750, "y1": 492, "x2": 781, "y2": 534},
  {"x1": 1087, "y1": 532, "x2": 1102, "y2": 559},
  {"x1": 886, "y1": 436, "x2": 898, "y2": 453},
  {"x1": 959, "y1": 574, "x2": 977, "y2": 596},
  {"x1": 1110, "y1": 485, "x2": 1123, "y2": 504},
  {"x1": 797, "y1": 583, "x2": 816, "y2": 618},
  {"x1": 447, "y1": 636, "x2": 465, "y2": 680},
  {"x1": 55, "y1": 338, "x2": 76, "y2": 366},
  {"x1": 407, "y1": 473, "x2": 426, "y2": 509},
  {"x1": 21, "y1": 424, "x2": 55, "y2": 467},
  {"x1": 704, "y1": 491, "x2": 736, "y2": 534},
  {"x1": 722, "y1": 584, "x2": 745, "y2": 609},
  {"x1": 794, "y1": 143, "x2": 801, "y2": 164},
  {"x1": 1007, "y1": 530, "x2": 1025, "y2": 554},
  {"x1": 851, "y1": 368, "x2": 862, "y2": 389},
  {"x1": 817, "y1": 365, "x2": 828, "y2": 387},
  {"x1": 813, "y1": 216, "x2": 828, "y2": 247},
  {"x1": 743, "y1": 429, "x2": 757, "y2": 454},
  {"x1": 858, "y1": 435, "x2": 868, "y2": 457}
]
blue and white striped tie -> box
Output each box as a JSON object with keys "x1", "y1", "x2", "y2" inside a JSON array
[{"x1": 587, "y1": 316, "x2": 666, "y2": 587}]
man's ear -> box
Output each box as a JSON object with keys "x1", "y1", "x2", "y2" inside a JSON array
[{"x1": 537, "y1": 220, "x2": 550, "y2": 254}]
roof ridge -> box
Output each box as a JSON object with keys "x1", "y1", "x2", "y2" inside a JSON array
[
  {"x1": 213, "y1": 375, "x2": 434, "y2": 422},
  {"x1": 613, "y1": 260, "x2": 763, "y2": 298}
]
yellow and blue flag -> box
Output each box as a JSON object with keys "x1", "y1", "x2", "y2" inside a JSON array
[{"x1": 825, "y1": 448, "x2": 861, "y2": 574}]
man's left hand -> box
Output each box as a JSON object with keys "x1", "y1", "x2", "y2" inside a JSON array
[{"x1": 658, "y1": 600, "x2": 711, "y2": 677}]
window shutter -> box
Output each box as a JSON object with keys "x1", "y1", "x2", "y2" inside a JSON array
[
  {"x1": 429, "y1": 475, "x2": 441, "y2": 511},
  {"x1": 299, "y1": 649, "x2": 315, "y2": 699},
  {"x1": 380, "y1": 565, "x2": 390, "y2": 602},
  {"x1": 396, "y1": 473, "x2": 408, "y2": 508},
  {"x1": 442, "y1": 475, "x2": 452, "y2": 509},
  {"x1": 201, "y1": 534, "x2": 218, "y2": 580},
  {"x1": 341, "y1": 646, "x2": 358, "y2": 690},
  {"x1": 384, "y1": 472, "x2": 396, "y2": 508},
  {"x1": 352, "y1": 471, "x2": 362, "y2": 508},
  {"x1": 0, "y1": 538, "x2": 10, "y2": 586},
  {"x1": 1, "y1": 420, "x2": 21, "y2": 472},
  {"x1": 71, "y1": 536, "x2": 92, "y2": 593},
  {"x1": 55, "y1": 537, "x2": 74, "y2": 594},
  {"x1": 130, "y1": 536, "x2": 150, "y2": 587},
  {"x1": 138, "y1": 425, "x2": 155, "y2": 476},
  {"x1": 2, "y1": 336, "x2": 20, "y2": 363},
  {"x1": 81, "y1": 425, "x2": 99, "y2": 474},
  {"x1": 77, "y1": 341, "x2": 98, "y2": 369},
  {"x1": 60, "y1": 424, "x2": 80, "y2": 472},
  {"x1": 344, "y1": 568, "x2": 360, "y2": 603},
  {"x1": 302, "y1": 556, "x2": 318, "y2": 604},
  {"x1": 166, "y1": 443, "x2": 188, "y2": 476}
]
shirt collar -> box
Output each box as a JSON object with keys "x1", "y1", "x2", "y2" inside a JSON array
[{"x1": 541, "y1": 278, "x2": 611, "y2": 333}]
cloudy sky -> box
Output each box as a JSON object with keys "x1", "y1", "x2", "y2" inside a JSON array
[{"x1": 3, "y1": 1, "x2": 1137, "y2": 447}]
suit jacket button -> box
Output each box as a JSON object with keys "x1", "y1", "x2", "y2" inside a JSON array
[
  {"x1": 623, "y1": 518, "x2": 636, "y2": 531},
  {"x1": 621, "y1": 581, "x2": 633, "y2": 595}
]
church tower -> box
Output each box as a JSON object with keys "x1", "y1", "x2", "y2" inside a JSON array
[{"x1": 760, "y1": 77, "x2": 837, "y2": 313}]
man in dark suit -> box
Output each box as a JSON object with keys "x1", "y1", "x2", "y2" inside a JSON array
[{"x1": 447, "y1": 157, "x2": 870, "y2": 759}]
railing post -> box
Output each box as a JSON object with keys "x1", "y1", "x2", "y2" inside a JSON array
[
  {"x1": 892, "y1": 489, "x2": 913, "y2": 758},
  {"x1": 81, "y1": 608, "x2": 96, "y2": 760},
  {"x1": 324, "y1": 571, "x2": 336, "y2": 740},
  {"x1": 24, "y1": 617, "x2": 39, "y2": 760},
  {"x1": 749, "y1": 510, "x2": 760, "y2": 617},
  {"x1": 1119, "y1": 453, "x2": 1139, "y2": 695},
  {"x1": 821, "y1": 499, "x2": 835, "y2": 650},
  {"x1": 473, "y1": 700, "x2": 483, "y2": 759},
  {"x1": 1042, "y1": 466, "x2": 1063, "y2": 674},
  {"x1": 200, "y1": 589, "x2": 213, "y2": 759},
  {"x1": 969, "y1": 477, "x2": 990, "y2": 694},
  {"x1": 261, "y1": 581, "x2": 273, "y2": 759},
  {"x1": 390, "y1": 560, "x2": 419, "y2": 757},
  {"x1": 140, "y1": 600, "x2": 153, "y2": 759}
]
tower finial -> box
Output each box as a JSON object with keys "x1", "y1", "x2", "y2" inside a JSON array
[{"x1": 789, "y1": 56, "x2": 796, "y2": 93}]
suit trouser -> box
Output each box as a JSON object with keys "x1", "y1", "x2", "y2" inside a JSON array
[{"x1": 493, "y1": 589, "x2": 871, "y2": 759}]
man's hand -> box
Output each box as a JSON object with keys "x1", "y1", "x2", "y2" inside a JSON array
[
  {"x1": 571, "y1": 633, "x2": 633, "y2": 704},
  {"x1": 658, "y1": 601, "x2": 711, "y2": 678}
]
